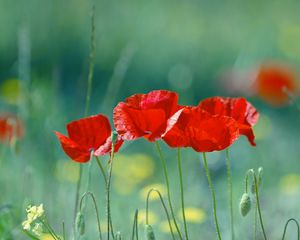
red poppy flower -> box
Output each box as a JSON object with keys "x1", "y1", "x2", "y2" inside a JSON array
[
  {"x1": 254, "y1": 63, "x2": 298, "y2": 106},
  {"x1": 0, "y1": 113, "x2": 24, "y2": 143},
  {"x1": 55, "y1": 114, "x2": 123, "y2": 163},
  {"x1": 162, "y1": 107, "x2": 240, "y2": 152},
  {"x1": 113, "y1": 90, "x2": 181, "y2": 141},
  {"x1": 198, "y1": 97, "x2": 259, "y2": 146}
]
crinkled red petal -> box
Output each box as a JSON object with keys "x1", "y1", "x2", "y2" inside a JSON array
[
  {"x1": 198, "y1": 97, "x2": 259, "y2": 145},
  {"x1": 55, "y1": 131, "x2": 90, "y2": 163},
  {"x1": 163, "y1": 107, "x2": 240, "y2": 152},
  {"x1": 66, "y1": 114, "x2": 112, "y2": 149},
  {"x1": 114, "y1": 90, "x2": 180, "y2": 141}
]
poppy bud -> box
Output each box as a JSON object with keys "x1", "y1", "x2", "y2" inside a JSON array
[
  {"x1": 111, "y1": 131, "x2": 118, "y2": 145},
  {"x1": 258, "y1": 167, "x2": 263, "y2": 187},
  {"x1": 251, "y1": 167, "x2": 263, "y2": 194},
  {"x1": 115, "y1": 231, "x2": 122, "y2": 240},
  {"x1": 145, "y1": 224, "x2": 156, "y2": 240},
  {"x1": 75, "y1": 211, "x2": 85, "y2": 235},
  {"x1": 239, "y1": 193, "x2": 251, "y2": 217}
]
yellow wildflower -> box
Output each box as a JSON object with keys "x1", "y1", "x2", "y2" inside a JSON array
[{"x1": 22, "y1": 204, "x2": 44, "y2": 230}]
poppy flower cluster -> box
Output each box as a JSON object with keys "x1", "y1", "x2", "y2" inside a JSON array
[{"x1": 56, "y1": 90, "x2": 259, "y2": 162}]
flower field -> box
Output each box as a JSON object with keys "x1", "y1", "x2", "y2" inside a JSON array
[{"x1": 1, "y1": 1, "x2": 300, "y2": 239}]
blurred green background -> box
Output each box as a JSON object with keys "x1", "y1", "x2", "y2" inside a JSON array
[{"x1": 1, "y1": 0, "x2": 300, "y2": 239}]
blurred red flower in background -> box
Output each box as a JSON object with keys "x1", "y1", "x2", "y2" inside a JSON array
[
  {"x1": 162, "y1": 106, "x2": 240, "y2": 152},
  {"x1": 198, "y1": 97, "x2": 259, "y2": 146},
  {"x1": 0, "y1": 113, "x2": 24, "y2": 143},
  {"x1": 55, "y1": 114, "x2": 123, "y2": 163},
  {"x1": 254, "y1": 63, "x2": 298, "y2": 106},
  {"x1": 113, "y1": 90, "x2": 181, "y2": 141}
]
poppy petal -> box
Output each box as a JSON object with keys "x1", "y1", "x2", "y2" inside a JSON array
[
  {"x1": 114, "y1": 90, "x2": 180, "y2": 141},
  {"x1": 198, "y1": 97, "x2": 259, "y2": 146},
  {"x1": 55, "y1": 131, "x2": 90, "y2": 163},
  {"x1": 67, "y1": 114, "x2": 112, "y2": 150},
  {"x1": 163, "y1": 107, "x2": 240, "y2": 152}
]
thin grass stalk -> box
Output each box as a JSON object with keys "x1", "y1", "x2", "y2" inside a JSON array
[{"x1": 74, "y1": 4, "x2": 96, "y2": 233}]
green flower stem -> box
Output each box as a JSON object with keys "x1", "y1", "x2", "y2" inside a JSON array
[
  {"x1": 95, "y1": 156, "x2": 115, "y2": 237},
  {"x1": 74, "y1": 165, "x2": 83, "y2": 230},
  {"x1": 146, "y1": 189, "x2": 176, "y2": 240},
  {"x1": 131, "y1": 209, "x2": 139, "y2": 240},
  {"x1": 107, "y1": 145, "x2": 115, "y2": 240},
  {"x1": 177, "y1": 148, "x2": 189, "y2": 240},
  {"x1": 246, "y1": 169, "x2": 267, "y2": 240},
  {"x1": 40, "y1": 218, "x2": 60, "y2": 240},
  {"x1": 155, "y1": 141, "x2": 183, "y2": 240},
  {"x1": 225, "y1": 148, "x2": 234, "y2": 240},
  {"x1": 254, "y1": 201, "x2": 257, "y2": 240},
  {"x1": 282, "y1": 218, "x2": 300, "y2": 240},
  {"x1": 79, "y1": 191, "x2": 103, "y2": 240},
  {"x1": 202, "y1": 152, "x2": 222, "y2": 240},
  {"x1": 95, "y1": 156, "x2": 107, "y2": 185},
  {"x1": 62, "y1": 221, "x2": 66, "y2": 240}
]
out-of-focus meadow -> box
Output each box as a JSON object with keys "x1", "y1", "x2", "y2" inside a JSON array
[{"x1": 1, "y1": 0, "x2": 300, "y2": 239}]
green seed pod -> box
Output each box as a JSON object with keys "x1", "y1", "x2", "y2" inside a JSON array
[
  {"x1": 115, "y1": 231, "x2": 122, "y2": 240},
  {"x1": 75, "y1": 212, "x2": 85, "y2": 236},
  {"x1": 145, "y1": 224, "x2": 156, "y2": 240},
  {"x1": 239, "y1": 193, "x2": 251, "y2": 217}
]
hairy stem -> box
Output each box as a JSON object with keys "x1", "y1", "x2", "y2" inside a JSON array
[
  {"x1": 202, "y1": 152, "x2": 222, "y2": 240},
  {"x1": 177, "y1": 148, "x2": 189, "y2": 240},
  {"x1": 79, "y1": 191, "x2": 102, "y2": 240},
  {"x1": 155, "y1": 141, "x2": 183, "y2": 239},
  {"x1": 225, "y1": 148, "x2": 234, "y2": 240},
  {"x1": 107, "y1": 145, "x2": 115, "y2": 240},
  {"x1": 282, "y1": 218, "x2": 300, "y2": 240},
  {"x1": 247, "y1": 169, "x2": 267, "y2": 240},
  {"x1": 131, "y1": 209, "x2": 139, "y2": 240},
  {"x1": 146, "y1": 189, "x2": 176, "y2": 240}
]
